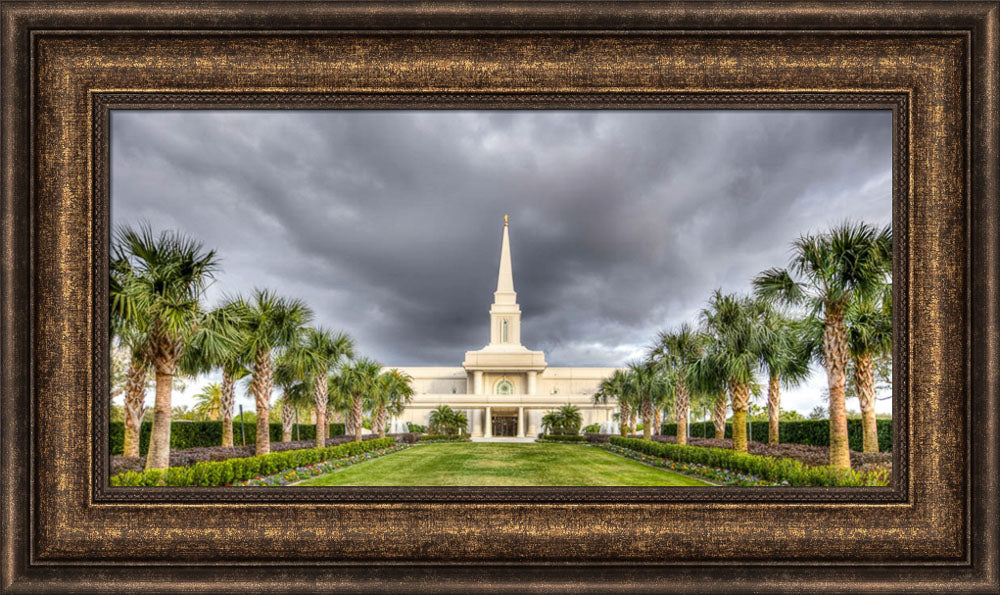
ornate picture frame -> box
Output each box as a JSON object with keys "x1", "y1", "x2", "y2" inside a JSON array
[{"x1": 2, "y1": 2, "x2": 997, "y2": 592}]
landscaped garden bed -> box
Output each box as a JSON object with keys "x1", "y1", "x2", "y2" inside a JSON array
[
  {"x1": 607, "y1": 436, "x2": 890, "y2": 487},
  {"x1": 110, "y1": 435, "x2": 363, "y2": 476},
  {"x1": 110, "y1": 437, "x2": 396, "y2": 486},
  {"x1": 649, "y1": 434, "x2": 892, "y2": 477}
]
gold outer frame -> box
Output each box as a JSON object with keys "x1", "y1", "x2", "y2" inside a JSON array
[{"x1": 1, "y1": 2, "x2": 997, "y2": 593}]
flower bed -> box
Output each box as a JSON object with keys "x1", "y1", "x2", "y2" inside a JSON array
[
  {"x1": 245, "y1": 444, "x2": 409, "y2": 486},
  {"x1": 110, "y1": 437, "x2": 396, "y2": 487},
  {"x1": 609, "y1": 436, "x2": 890, "y2": 487}
]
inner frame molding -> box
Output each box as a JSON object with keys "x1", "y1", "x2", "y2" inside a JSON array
[
  {"x1": 2, "y1": 3, "x2": 995, "y2": 590},
  {"x1": 90, "y1": 90, "x2": 911, "y2": 505}
]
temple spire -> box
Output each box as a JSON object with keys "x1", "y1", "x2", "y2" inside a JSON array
[{"x1": 496, "y1": 215, "x2": 515, "y2": 295}]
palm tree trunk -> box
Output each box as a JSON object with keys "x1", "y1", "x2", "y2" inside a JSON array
[
  {"x1": 144, "y1": 371, "x2": 174, "y2": 471},
  {"x1": 122, "y1": 358, "x2": 146, "y2": 458},
  {"x1": 313, "y1": 373, "x2": 329, "y2": 448},
  {"x1": 251, "y1": 349, "x2": 273, "y2": 456},
  {"x1": 823, "y1": 306, "x2": 852, "y2": 469},
  {"x1": 767, "y1": 373, "x2": 781, "y2": 445},
  {"x1": 854, "y1": 353, "x2": 879, "y2": 453},
  {"x1": 730, "y1": 382, "x2": 751, "y2": 453},
  {"x1": 220, "y1": 371, "x2": 236, "y2": 447},
  {"x1": 653, "y1": 409, "x2": 662, "y2": 437},
  {"x1": 281, "y1": 404, "x2": 295, "y2": 442},
  {"x1": 675, "y1": 380, "x2": 690, "y2": 446},
  {"x1": 352, "y1": 395, "x2": 363, "y2": 442},
  {"x1": 713, "y1": 393, "x2": 727, "y2": 439},
  {"x1": 619, "y1": 401, "x2": 630, "y2": 437},
  {"x1": 376, "y1": 405, "x2": 387, "y2": 438},
  {"x1": 641, "y1": 397, "x2": 653, "y2": 440}
]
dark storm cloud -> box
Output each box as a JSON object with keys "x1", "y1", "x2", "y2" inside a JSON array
[{"x1": 111, "y1": 109, "x2": 892, "y2": 375}]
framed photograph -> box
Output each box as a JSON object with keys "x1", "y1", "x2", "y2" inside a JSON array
[{"x1": 2, "y1": 1, "x2": 997, "y2": 592}]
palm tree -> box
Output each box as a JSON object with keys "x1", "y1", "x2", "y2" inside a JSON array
[
  {"x1": 754, "y1": 304, "x2": 814, "y2": 445},
  {"x1": 186, "y1": 300, "x2": 250, "y2": 447},
  {"x1": 846, "y1": 286, "x2": 892, "y2": 453},
  {"x1": 428, "y1": 405, "x2": 468, "y2": 436},
  {"x1": 593, "y1": 369, "x2": 631, "y2": 437},
  {"x1": 274, "y1": 381, "x2": 311, "y2": 442},
  {"x1": 373, "y1": 369, "x2": 414, "y2": 437},
  {"x1": 339, "y1": 358, "x2": 382, "y2": 442},
  {"x1": 754, "y1": 221, "x2": 891, "y2": 468},
  {"x1": 192, "y1": 383, "x2": 224, "y2": 421},
  {"x1": 112, "y1": 326, "x2": 151, "y2": 457},
  {"x1": 287, "y1": 327, "x2": 354, "y2": 447},
  {"x1": 624, "y1": 361, "x2": 670, "y2": 441},
  {"x1": 652, "y1": 323, "x2": 702, "y2": 445},
  {"x1": 273, "y1": 352, "x2": 306, "y2": 442},
  {"x1": 237, "y1": 289, "x2": 313, "y2": 456},
  {"x1": 688, "y1": 333, "x2": 730, "y2": 440},
  {"x1": 111, "y1": 224, "x2": 223, "y2": 471},
  {"x1": 699, "y1": 290, "x2": 769, "y2": 453},
  {"x1": 110, "y1": 254, "x2": 153, "y2": 458}
]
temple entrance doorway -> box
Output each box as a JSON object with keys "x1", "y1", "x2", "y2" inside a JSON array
[{"x1": 491, "y1": 414, "x2": 518, "y2": 437}]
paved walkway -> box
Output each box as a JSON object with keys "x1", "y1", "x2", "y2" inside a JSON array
[{"x1": 470, "y1": 436, "x2": 537, "y2": 444}]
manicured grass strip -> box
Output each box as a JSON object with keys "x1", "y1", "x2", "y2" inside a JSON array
[
  {"x1": 609, "y1": 436, "x2": 890, "y2": 487},
  {"x1": 296, "y1": 442, "x2": 711, "y2": 486},
  {"x1": 110, "y1": 437, "x2": 396, "y2": 486}
]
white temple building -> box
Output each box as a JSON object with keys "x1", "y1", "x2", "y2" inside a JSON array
[{"x1": 392, "y1": 216, "x2": 619, "y2": 437}]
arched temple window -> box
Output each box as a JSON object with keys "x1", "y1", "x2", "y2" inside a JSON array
[{"x1": 495, "y1": 379, "x2": 514, "y2": 395}]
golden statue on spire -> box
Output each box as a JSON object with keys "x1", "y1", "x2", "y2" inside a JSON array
[{"x1": 504, "y1": 214, "x2": 509, "y2": 227}]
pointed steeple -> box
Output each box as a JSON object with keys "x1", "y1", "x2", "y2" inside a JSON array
[
  {"x1": 464, "y1": 215, "x2": 545, "y2": 370},
  {"x1": 495, "y1": 214, "x2": 515, "y2": 297}
]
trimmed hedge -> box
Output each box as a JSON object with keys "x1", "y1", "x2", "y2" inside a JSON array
[
  {"x1": 661, "y1": 419, "x2": 893, "y2": 452},
  {"x1": 109, "y1": 421, "x2": 347, "y2": 456},
  {"x1": 110, "y1": 437, "x2": 395, "y2": 487},
  {"x1": 537, "y1": 434, "x2": 588, "y2": 443},
  {"x1": 417, "y1": 434, "x2": 471, "y2": 442},
  {"x1": 609, "y1": 436, "x2": 889, "y2": 487}
]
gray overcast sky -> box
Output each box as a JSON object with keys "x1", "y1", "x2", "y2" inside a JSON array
[{"x1": 111, "y1": 109, "x2": 892, "y2": 415}]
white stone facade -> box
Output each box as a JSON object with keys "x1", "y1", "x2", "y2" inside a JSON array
[{"x1": 389, "y1": 218, "x2": 619, "y2": 437}]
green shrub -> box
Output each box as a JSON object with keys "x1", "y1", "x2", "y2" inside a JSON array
[
  {"x1": 582, "y1": 424, "x2": 601, "y2": 434},
  {"x1": 417, "y1": 434, "x2": 471, "y2": 442},
  {"x1": 109, "y1": 421, "x2": 347, "y2": 455},
  {"x1": 608, "y1": 436, "x2": 888, "y2": 487},
  {"x1": 660, "y1": 419, "x2": 893, "y2": 452},
  {"x1": 537, "y1": 434, "x2": 589, "y2": 443},
  {"x1": 109, "y1": 437, "x2": 395, "y2": 487},
  {"x1": 406, "y1": 423, "x2": 426, "y2": 433}
]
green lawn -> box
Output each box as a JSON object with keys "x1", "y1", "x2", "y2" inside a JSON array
[{"x1": 295, "y1": 442, "x2": 711, "y2": 486}]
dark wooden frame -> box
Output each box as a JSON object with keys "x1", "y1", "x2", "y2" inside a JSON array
[{"x1": 2, "y1": 2, "x2": 997, "y2": 592}]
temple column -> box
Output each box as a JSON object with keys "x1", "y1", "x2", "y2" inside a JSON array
[
  {"x1": 517, "y1": 407, "x2": 525, "y2": 438},
  {"x1": 526, "y1": 371, "x2": 537, "y2": 395},
  {"x1": 484, "y1": 406, "x2": 492, "y2": 438},
  {"x1": 474, "y1": 371, "x2": 484, "y2": 395}
]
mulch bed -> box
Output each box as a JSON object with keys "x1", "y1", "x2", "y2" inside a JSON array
[
  {"x1": 649, "y1": 434, "x2": 892, "y2": 474},
  {"x1": 111, "y1": 435, "x2": 361, "y2": 476}
]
